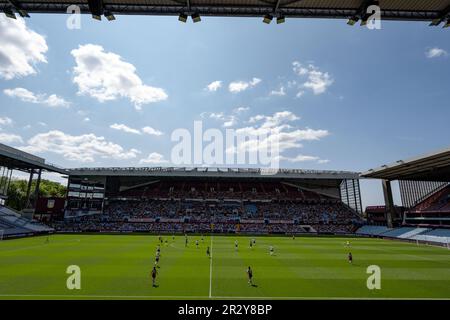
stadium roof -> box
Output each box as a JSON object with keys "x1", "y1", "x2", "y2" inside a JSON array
[
  {"x1": 361, "y1": 146, "x2": 450, "y2": 182},
  {"x1": 1, "y1": 0, "x2": 450, "y2": 23},
  {"x1": 67, "y1": 166, "x2": 360, "y2": 180},
  {"x1": 0, "y1": 143, "x2": 68, "y2": 174}
]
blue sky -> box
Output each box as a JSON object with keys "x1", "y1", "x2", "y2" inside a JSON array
[{"x1": 0, "y1": 14, "x2": 449, "y2": 208}]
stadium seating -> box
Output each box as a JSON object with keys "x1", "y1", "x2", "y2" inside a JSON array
[
  {"x1": 396, "y1": 227, "x2": 430, "y2": 239},
  {"x1": 0, "y1": 205, "x2": 53, "y2": 236},
  {"x1": 356, "y1": 225, "x2": 450, "y2": 245},
  {"x1": 379, "y1": 227, "x2": 417, "y2": 238},
  {"x1": 356, "y1": 225, "x2": 390, "y2": 235},
  {"x1": 51, "y1": 194, "x2": 362, "y2": 235},
  {"x1": 410, "y1": 228, "x2": 450, "y2": 244}
]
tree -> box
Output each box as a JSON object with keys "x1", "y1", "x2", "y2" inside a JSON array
[{"x1": 4, "y1": 178, "x2": 66, "y2": 211}]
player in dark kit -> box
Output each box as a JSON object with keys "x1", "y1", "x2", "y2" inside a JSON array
[
  {"x1": 206, "y1": 246, "x2": 210, "y2": 257},
  {"x1": 247, "y1": 266, "x2": 253, "y2": 286},
  {"x1": 249, "y1": 240, "x2": 253, "y2": 249},
  {"x1": 151, "y1": 266, "x2": 158, "y2": 287},
  {"x1": 155, "y1": 252, "x2": 160, "y2": 268},
  {"x1": 348, "y1": 252, "x2": 353, "y2": 264}
]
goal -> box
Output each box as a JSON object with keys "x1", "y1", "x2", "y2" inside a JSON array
[{"x1": 0, "y1": 229, "x2": 4, "y2": 241}]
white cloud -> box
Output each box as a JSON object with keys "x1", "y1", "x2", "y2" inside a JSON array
[
  {"x1": 304, "y1": 69, "x2": 333, "y2": 95},
  {"x1": 270, "y1": 86, "x2": 286, "y2": 96},
  {"x1": 228, "y1": 78, "x2": 261, "y2": 93},
  {"x1": 277, "y1": 155, "x2": 320, "y2": 162},
  {"x1": 0, "y1": 133, "x2": 23, "y2": 144},
  {"x1": 295, "y1": 90, "x2": 305, "y2": 98},
  {"x1": 249, "y1": 111, "x2": 300, "y2": 128},
  {"x1": 233, "y1": 107, "x2": 249, "y2": 114},
  {"x1": 110, "y1": 123, "x2": 141, "y2": 135},
  {"x1": 275, "y1": 155, "x2": 330, "y2": 164},
  {"x1": 201, "y1": 112, "x2": 238, "y2": 128},
  {"x1": 110, "y1": 123, "x2": 163, "y2": 136},
  {"x1": 139, "y1": 152, "x2": 168, "y2": 164},
  {"x1": 208, "y1": 112, "x2": 226, "y2": 120},
  {"x1": 20, "y1": 130, "x2": 140, "y2": 162},
  {"x1": 71, "y1": 44, "x2": 168, "y2": 110},
  {"x1": 205, "y1": 80, "x2": 222, "y2": 92},
  {"x1": 142, "y1": 126, "x2": 163, "y2": 136},
  {"x1": 0, "y1": 116, "x2": 13, "y2": 126},
  {"x1": 292, "y1": 62, "x2": 334, "y2": 95},
  {"x1": 0, "y1": 16, "x2": 48, "y2": 80},
  {"x1": 231, "y1": 111, "x2": 329, "y2": 156},
  {"x1": 45, "y1": 94, "x2": 70, "y2": 108},
  {"x1": 426, "y1": 47, "x2": 448, "y2": 58},
  {"x1": 4, "y1": 88, "x2": 70, "y2": 108},
  {"x1": 292, "y1": 61, "x2": 309, "y2": 76},
  {"x1": 83, "y1": 117, "x2": 90, "y2": 122},
  {"x1": 223, "y1": 119, "x2": 237, "y2": 128}
]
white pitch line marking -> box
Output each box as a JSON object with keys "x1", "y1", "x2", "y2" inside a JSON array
[{"x1": 0, "y1": 294, "x2": 448, "y2": 300}]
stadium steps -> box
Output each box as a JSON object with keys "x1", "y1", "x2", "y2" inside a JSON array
[
  {"x1": 397, "y1": 228, "x2": 430, "y2": 239},
  {"x1": 411, "y1": 228, "x2": 450, "y2": 244},
  {"x1": 356, "y1": 225, "x2": 390, "y2": 235},
  {"x1": 0, "y1": 205, "x2": 53, "y2": 234},
  {"x1": 379, "y1": 227, "x2": 417, "y2": 238}
]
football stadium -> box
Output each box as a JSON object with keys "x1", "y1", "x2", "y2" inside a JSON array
[
  {"x1": 1, "y1": 0, "x2": 450, "y2": 305},
  {"x1": 0, "y1": 143, "x2": 449, "y2": 299}
]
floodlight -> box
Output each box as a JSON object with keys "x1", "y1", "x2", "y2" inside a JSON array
[
  {"x1": 276, "y1": 16, "x2": 285, "y2": 24},
  {"x1": 191, "y1": 13, "x2": 201, "y2": 23},
  {"x1": 178, "y1": 13, "x2": 188, "y2": 23},
  {"x1": 3, "y1": 8, "x2": 16, "y2": 19},
  {"x1": 347, "y1": 16, "x2": 359, "y2": 26},
  {"x1": 263, "y1": 14, "x2": 273, "y2": 24},
  {"x1": 104, "y1": 11, "x2": 115, "y2": 21}
]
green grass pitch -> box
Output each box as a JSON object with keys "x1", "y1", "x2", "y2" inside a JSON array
[{"x1": 0, "y1": 234, "x2": 449, "y2": 299}]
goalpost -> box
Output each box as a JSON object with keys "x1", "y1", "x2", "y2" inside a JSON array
[{"x1": 0, "y1": 229, "x2": 4, "y2": 241}]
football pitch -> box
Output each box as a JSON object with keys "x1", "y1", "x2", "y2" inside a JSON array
[{"x1": 0, "y1": 234, "x2": 449, "y2": 300}]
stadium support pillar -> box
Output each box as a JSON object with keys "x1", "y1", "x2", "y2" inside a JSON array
[
  {"x1": 382, "y1": 179, "x2": 395, "y2": 228},
  {"x1": 32, "y1": 169, "x2": 42, "y2": 210},
  {"x1": 24, "y1": 169, "x2": 34, "y2": 210}
]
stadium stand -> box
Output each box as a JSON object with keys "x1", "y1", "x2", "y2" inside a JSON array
[
  {"x1": 356, "y1": 225, "x2": 450, "y2": 245},
  {"x1": 0, "y1": 205, "x2": 53, "y2": 237},
  {"x1": 376, "y1": 227, "x2": 417, "y2": 238},
  {"x1": 355, "y1": 225, "x2": 390, "y2": 236},
  {"x1": 402, "y1": 185, "x2": 450, "y2": 227},
  {"x1": 52, "y1": 196, "x2": 361, "y2": 235},
  {"x1": 52, "y1": 167, "x2": 364, "y2": 235}
]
